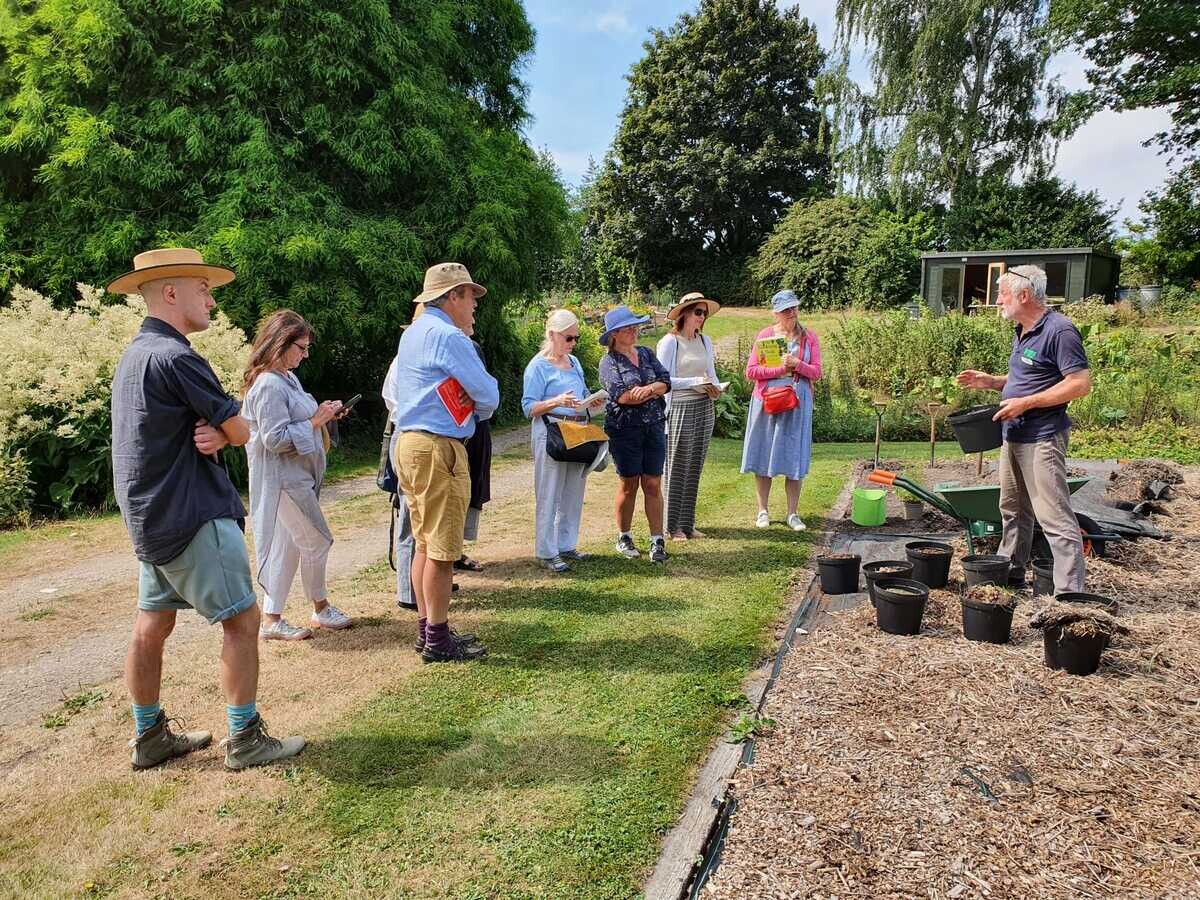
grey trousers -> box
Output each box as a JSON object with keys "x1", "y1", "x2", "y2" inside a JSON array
[{"x1": 997, "y1": 430, "x2": 1086, "y2": 593}]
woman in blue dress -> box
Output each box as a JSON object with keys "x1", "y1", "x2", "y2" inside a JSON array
[{"x1": 741, "y1": 290, "x2": 823, "y2": 531}]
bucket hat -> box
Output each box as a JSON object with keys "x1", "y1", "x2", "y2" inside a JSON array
[
  {"x1": 598, "y1": 304, "x2": 651, "y2": 345},
  {"x1": 666, "y1": 291, "x2": 721, "y2": 321},
  {"x1": 412, "y1": 262, "x2": 487, "y2": 304},
  {"x1": 771, "y1": 290, "x2": 801, "y2": 313},
  {"x1": 107, "y1": 248, "x2": 235, "y2": 295}
]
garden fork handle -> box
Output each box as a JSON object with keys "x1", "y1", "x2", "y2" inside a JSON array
[{"x1": 868, "y1": 470, "x2": 897, "y2": 486}]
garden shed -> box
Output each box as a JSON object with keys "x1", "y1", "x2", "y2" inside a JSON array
[{"x1": 920, "y1": 248, "x2": 1120, "y2": 315}]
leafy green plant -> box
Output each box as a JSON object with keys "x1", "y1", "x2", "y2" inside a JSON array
[
  {"x1": 42, "y1": 686, "x2": 108, "y2": 729},
  {"x1": 729, "y1": 715, "x2": 777, "y2": 744},
  {"x1": 0, "y1": 448, "x2": 32, "y2": 528}
]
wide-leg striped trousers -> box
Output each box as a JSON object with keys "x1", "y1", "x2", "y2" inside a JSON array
[{"x1": 664, "y1": 395, "x2": 715, "y2": 534}]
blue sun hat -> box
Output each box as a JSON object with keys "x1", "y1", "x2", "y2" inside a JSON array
[
  {"x1": 771, "y1": 290, "x2": 801, "y2": 313},
  {"x1": 598, "y1": 304, "x2": 651, "y2": 345}
]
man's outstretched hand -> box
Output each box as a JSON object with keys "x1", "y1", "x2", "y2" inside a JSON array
[
  {"x1": 194, "y1": 419, "x2": 229, "y2": 456},
  {"x1": 956, "y1": 369, "x2": 993, "y2": 390}
]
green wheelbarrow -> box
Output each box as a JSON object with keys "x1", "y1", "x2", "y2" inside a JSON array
[{"x1": 868, "y1": 468, "x2": 1118, "y2": 557}]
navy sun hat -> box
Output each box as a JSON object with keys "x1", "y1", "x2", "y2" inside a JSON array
[
  {"x1": 598, "y1": 304, "x2": 651, "y2": 345},
  {"x1": 771, "y1": 290, "x2": 801, "y2": 313}
]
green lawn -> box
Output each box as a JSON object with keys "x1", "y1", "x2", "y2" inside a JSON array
[{"x1": 196, "y1": 440, "x2": 943, "y2": 898}]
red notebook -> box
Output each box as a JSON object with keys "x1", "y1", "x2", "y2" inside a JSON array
[{"x1": 436, "y1": 377, "x2": 475, "y2": 426}]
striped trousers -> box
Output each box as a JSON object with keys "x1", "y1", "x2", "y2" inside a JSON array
[{"x1": 664, "y1": 395, "x2": 715, "y2": 534}]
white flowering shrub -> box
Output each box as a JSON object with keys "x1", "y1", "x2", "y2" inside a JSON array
[{"x1": 0, "y1": 284, "x2": 250, "y2": 514}]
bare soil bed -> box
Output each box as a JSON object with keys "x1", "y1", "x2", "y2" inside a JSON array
[{"x1": 703, "y1": 465, "x2": 1200, "y2": 898}]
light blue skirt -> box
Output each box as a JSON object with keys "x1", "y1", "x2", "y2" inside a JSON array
[{"x1": 740, "y1": 379, "x2": 813, "y2": 480}]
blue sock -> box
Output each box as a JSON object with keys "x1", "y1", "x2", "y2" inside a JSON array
[
  {"x1": 132, "y1": 702, "x2": 161, "y2": 736},
  {"x1": 227, "y1": 701, "x2": 257, "y2": 735}
]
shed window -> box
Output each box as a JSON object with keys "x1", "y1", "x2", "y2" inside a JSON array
[{"x1": 1045, "y1": 261, "x2": 1068, "y2": 299}]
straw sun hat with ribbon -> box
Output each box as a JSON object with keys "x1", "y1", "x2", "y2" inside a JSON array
[
  {"x1": 412, "y1": 262, "x2": 487, "y2": 305},
  {"x1": 106, "y1": 248, "x2": 236, "y2": 295},
  {"x1": 666, "y1": 291, "x2": 720, "y2": 321}
]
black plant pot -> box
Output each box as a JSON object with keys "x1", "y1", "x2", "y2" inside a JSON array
[
  {"x1": 1031, "y1": 559, "x2": 1054, "y2": 596},
  {"x1": 904, "y1": 540, "x2": 953, "y2": 589},
  {"x1": 1043, "y1": 624, "x2": 1106, "y2": 675},
  {"x1": 816, "y1": 555, "x2": 862, "y2": 594},
  {"x1": 962, "y1": 554, "x2": 1011, "y2": 588},
  {"x1": 863, "y1": 560, "x2": 915, "y2": 606},
  {"x1": 961, "y1": 596, "x2": 1015, "y2": 644},
  {"x1": 873, "y1": 578, "x2": 929, "y2": 635},
  {"x1": 947, "y1": 404, "x2": 1003, "y2": 453}
]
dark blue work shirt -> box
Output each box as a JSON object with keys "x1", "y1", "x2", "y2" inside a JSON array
[
  {"x1": 599, "y1": 345, "x2": 670, "y2": 433},
  {"x1": 112, "y1": 317, "x2": 246, "y2": 565},
  {"x1": 1001, "y1": 310, "x2": 1089, "y2": 444}
]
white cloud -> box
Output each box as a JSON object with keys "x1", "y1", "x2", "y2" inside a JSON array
[
  {"x1": 1054, "y1": 105, "x2": 1176, "y2": 227},
  {"x1": 594, "y1": 6, "x2": 634, "y2": 38}
]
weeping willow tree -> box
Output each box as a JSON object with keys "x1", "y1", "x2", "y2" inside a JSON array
[{"x1": 822, "y1": 0, "x2": 1068, "y2": 210}]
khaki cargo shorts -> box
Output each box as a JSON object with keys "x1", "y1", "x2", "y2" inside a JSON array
[{"x1": 394, "y1": 431, "x2": 470, "y2": 562}]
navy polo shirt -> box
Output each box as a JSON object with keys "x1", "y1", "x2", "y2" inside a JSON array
[
  {"x1": 1000, "y1": 310, "x2": 1089, "y2": 443},
  {"x1": 111, "y1": 317, "x2": 246, "y2": 565}
]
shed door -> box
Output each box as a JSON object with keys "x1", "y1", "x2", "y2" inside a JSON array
[
  {"x1": 938, "y1": 264, "x2": 964, "y2": 313},
  {"x1": 986, "y1": 262, "x2": 1006, "y2": 306}
]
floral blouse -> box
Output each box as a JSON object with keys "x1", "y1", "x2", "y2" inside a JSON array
[{"x1": 598, "y1": 345, "x2": 671, "y2": 433}]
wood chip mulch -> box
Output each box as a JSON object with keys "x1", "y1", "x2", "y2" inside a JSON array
[{"x1": 702, "y1": 466, "x2": 1200, "y2": 899}]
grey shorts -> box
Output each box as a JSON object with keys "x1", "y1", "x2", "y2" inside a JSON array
[{"x1": 138, "y1": 518, "x2": 258, "y2": 624}]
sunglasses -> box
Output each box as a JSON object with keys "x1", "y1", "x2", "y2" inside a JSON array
[
  {"x1": 692, "y1": 308, "x2": 708, "y2": 317},
  {"x1": 561, "y1": 334, "x2": 579, "y2": 344}
]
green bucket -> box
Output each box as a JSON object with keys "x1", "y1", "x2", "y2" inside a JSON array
[{"x1": 851, "y1": 488, "x2": 887, "y2": 526}]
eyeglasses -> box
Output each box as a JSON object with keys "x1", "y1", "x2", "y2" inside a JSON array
[
  {"x1": 562, "y1": 334, "x2": 579, "y2": 344},
  {"x1": 293, "y1": 341, "x2": 313, "y2": 354}
]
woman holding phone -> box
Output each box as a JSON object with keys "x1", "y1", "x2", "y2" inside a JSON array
[{"x1": 242, "y1": 309, "x2": 353, "y2": 640}]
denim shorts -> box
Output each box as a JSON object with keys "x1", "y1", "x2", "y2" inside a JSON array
[
  {"x1": 138, "y1": 518, "x2": 258, "y2": 624},
  {"x1": 607, "y1": 421, "x2": 667, "y2": 477}
]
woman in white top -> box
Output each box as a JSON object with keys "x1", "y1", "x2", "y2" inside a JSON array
[
  {"x1": 521, "y1": 309, "x2": 606, "y2": 573},
  {"x1": 242, "y1": 310, "x2": 352, "y2": 640},
  {"x1": 655, "y1": 292, "x2": 722, "y2": 541}
]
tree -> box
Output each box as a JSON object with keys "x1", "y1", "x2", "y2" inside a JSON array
[
  {"x1": 1123, "y1": 161, "x2": 1200, "y2": 285},
  {"x1": 942, "y1": 174, "x2": 1116, "y2": 252},
  {"x1": 750, "y1": 197, "x2": 872, "y2": 307},
  {"x1": 827, "y1": 0, "x2": 1066, "y2": 209},
  {"x1": 848, "y1": 209, "x2": 938, "y2": 307},
  {"x1": 588, "y1": 0, "x2": 829, "y2": 287},
  {"x1": 1050, "y1": 0, "x2": 1200, "y2": 161},
  {"x1": 0, "y1": 0, "x2": 567, "y2": 400}
]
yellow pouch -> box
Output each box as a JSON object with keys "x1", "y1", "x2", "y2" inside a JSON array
[{"x1": 558, "y1": 420, "x2": 608, "y2": 450}]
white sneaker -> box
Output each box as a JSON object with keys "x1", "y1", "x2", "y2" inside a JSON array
[
  {"x1": 787, "y1": 514, "x2": 807, "y2": 532},
  {"x1": 311, "y1": 604, "x2": 353, "y2": 631},
  {"x1": 755, "y1": 510, "x2": 770, "y2": 529},
  {"x1": 260, "y1": 619, "x2": 312, "y2": 641}
]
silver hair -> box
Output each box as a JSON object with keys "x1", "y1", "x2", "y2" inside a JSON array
[
  {"x1": 539, "y1": 308, "x2": 579, "y2": 357},
  {"x1": 425, "y1": 290, "x2": 453, "y2": 310},
  {"x1": 999, "y1": 265, "x2": 1047, "y2": 305}
]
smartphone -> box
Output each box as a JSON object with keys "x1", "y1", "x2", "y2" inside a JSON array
[{"x1": 338, "y1": 393, "x2": 362, "y2": 417}]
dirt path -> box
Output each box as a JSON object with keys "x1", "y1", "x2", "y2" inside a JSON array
[{"x1": 0, "y1": 426, "x2": 531, "y2": 728}]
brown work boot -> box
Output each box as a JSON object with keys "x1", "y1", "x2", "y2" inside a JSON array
[
  {"x1": 223, "y1": 715, "x2": 305, "y2": 770},
  {"x1": 129, "y1": 711, "x2": 211, "y2": 770}
]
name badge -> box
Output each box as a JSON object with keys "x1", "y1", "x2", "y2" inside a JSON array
[{"x1": 1020, "y1": 348, "x2": 1036, "y2": 366}]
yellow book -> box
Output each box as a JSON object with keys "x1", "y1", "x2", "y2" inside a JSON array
[{"x1": 755, "y1": 336, "x2": 787, "y2": 367}]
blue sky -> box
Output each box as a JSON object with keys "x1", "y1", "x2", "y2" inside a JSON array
[{"x1": 520, "y1": 0, "x2": 1177, "y2": 227}]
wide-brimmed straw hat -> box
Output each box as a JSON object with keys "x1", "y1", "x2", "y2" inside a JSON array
[
  {"x1": 598, "y1": 304, "x2": 651, "y2": 345},
  {"x1": 666, "y1": 291, "x2": 721, "y2": 321},
  {"x1": 106, "y1": 248, "x2": 235, "y2": 295},
  {"x1": 412, "y1": 262, "x2": 487, "y2": 304}
]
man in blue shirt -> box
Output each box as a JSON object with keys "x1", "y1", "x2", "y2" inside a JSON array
[
  {"x1": 109, "y1": 247, "x2": 304, "y2": 770},
  {"x1": 386, "y1": 263, "x2": 499, "y2": 662},
  {"x1": 957, "y1": 265, "x2": 1092, "y2": 593}
]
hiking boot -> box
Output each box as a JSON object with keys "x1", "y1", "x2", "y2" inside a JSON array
[
  {"x1": 615, "y1": 535, "x2": 640, "y2": 559},
  {"x1": 311, "y1": 604, "x2": 352, "y2": 631},
  {"x1": 260, "y1": 619, "x2": 312, "y2": 641},
  {"x1": 129, "y1": 711, "x2": 211, "y2": 770},
  {"x1": 414, "y1": 627, "x2": 478, "y2": 653},
  {"x1": 223, "y1": 715, "x2": 305, "y2": 770},
  {"x1": 560, "y1": 549, "x2": 589, "y2": 561},
  {"x1": 540, "y1": 555, "x2": 571, "y2": 573},
  {"x1": 421, "y1": 638, "x2": 488, "y2": 663},
  {"x1": 649, "y1": 538, "x2": 669, "y2": 565}
]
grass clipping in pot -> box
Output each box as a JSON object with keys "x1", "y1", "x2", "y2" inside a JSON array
[
  {"x1": 964, "y1": 584, "x2": 1017, "y2": 610},
  {"x1": 1029, "y1": 600, "x2": 1128, "y2": 640}
]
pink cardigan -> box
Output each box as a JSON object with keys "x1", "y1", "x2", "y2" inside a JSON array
[{"x1": 744, "y1": 325, "x2": 823, "y2": 399}]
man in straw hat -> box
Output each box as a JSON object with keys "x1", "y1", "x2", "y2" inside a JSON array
[
  {"x1": 109, "y1": 248, "x2": 305, "y2": 770},
  {"x1": 385, "y1": 262, "x2": 499, "y2": 662}
]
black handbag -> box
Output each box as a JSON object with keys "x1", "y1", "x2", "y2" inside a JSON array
[{"x1": 543, "y1": 416, "x2": 606, "y2": 465}]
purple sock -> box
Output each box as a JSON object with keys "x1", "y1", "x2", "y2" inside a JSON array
[
  {"x1": 418, "y1": 617, "x2": 427, "y2": 645},
  {"x1": 425, "y1": 621, "x2": 452, "y2": 651}
]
